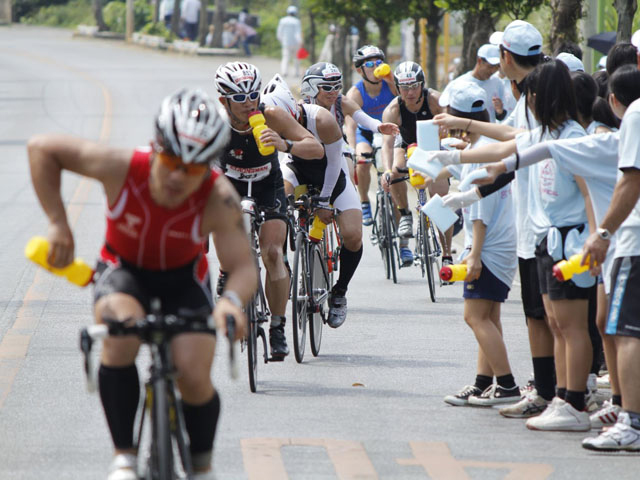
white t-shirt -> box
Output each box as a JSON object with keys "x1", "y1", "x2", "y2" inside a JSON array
[
  {"x1": 492, "y1": 72, "x2": 517, "y2": 119},
  {"x1": 614, "y1": 98, "x2": 640, "y2": 258},
  {"x1": 546, "y1": 132, "x2": 619, "y2": 292},
  {"x1": 519, "y1": 120, "x2": 587, "y2": 245},
  {"x1": 449, "y1": 136, "x2": 517, "y2": 288},
  {"x1": 180, "y1": 0, "x2": 200, "y2": 23},
  {"x1": 503, "y1": 95, "x2": 539, "y2": 259},
  {"x1": 277, "y1": 15, "x2": 302, "y2": 47}
]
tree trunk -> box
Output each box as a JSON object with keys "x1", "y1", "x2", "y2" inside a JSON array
[
  {"x1": 425, "y1": 4, "x2": 443, "y2": 91},
  {"x1": 171, "y1": 0, "x2": 182, "y2": 37},
  {"x1": 374, "y1": 19, "x2": 391, "y2": 57},
  {"x1": 413, "y1": 17, "x2": 420, "y2": 64},
  {"x1": 333, "y1": 25, "x2": 352, "y2": 88},
  {"x1": 615, "y1": 0, "x2": 637, "y2": 42},
  {"x1": 308, "y1": 10, "x2": 317, "y2": 63},
  {"x1": 352, "y1": 16, "x2": 368, "y2": 48},
  {"x1": 198, "y1": 0, "x2": 207, "y2": 45},
  {"x1": 459, "y1": 10, "x2": 494, "y2": 76},
  {"x1": 212, "y1": 0, "x2": 226, "y2": 47},
  {"x1": 93, "y1": 0, "x2": 108, "y2": 31},
  {"x1": 549, "y1": 0, "x2": 584, "y2": 53}
]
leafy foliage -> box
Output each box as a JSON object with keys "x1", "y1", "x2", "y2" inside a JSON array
[
  {"x1": 103, "y1": 0, "x2": 152, "y2": 34},
  {"x1": 434, "y1": 0, "x2": 547, "y2": 19},
  {"x1": 20, "y1": 0, "x2": 94, "y2": 27}
]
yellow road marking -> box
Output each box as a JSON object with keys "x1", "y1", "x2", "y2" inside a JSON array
[{"x1": 0, "y1": 48, "x2": 112, "y2": 409}]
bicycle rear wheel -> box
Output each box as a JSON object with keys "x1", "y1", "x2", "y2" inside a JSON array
[
  {"x1": 420, "y1": 213, "x2": 437, "y2": 302},
  {"x1": 246, "y1": 298, "x2": 259, "y2": 392},
  {"x1": 309, "y1": 243, "x2": 329, "y2": 357},
  {"x1": 428, "y1": 218, "x2": 443, "y2": 288},
  {"x1": 291, "y1": 232, "x2": 308, "y2": 363}
]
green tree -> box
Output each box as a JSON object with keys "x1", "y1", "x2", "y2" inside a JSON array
[
  {"x1": 549, "y1": 0, "x2": 583, "y2": 53},
  {"x1": 409, "y1": 0, "x2": 443, "y2": 90},
  {"x1": 614, "y1": 0, "x2": 638, "y2": 41}
]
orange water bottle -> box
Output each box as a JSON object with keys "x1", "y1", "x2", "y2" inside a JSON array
[
  {"x1": 25, "y1": 236, "x2": 94, "y2": 287},
  {"x1": 553, "y1": 254, "x2": 592, "y2": 281},
  {"x1": 373, "y1": 63, "x2": 391, "y2": 78},
  {"x1": 440, "y1": 264, "x2": 467, "y2": 282},
  {"x1": 309, "y1": 216, "x2": 327, "y2": 242},
  {"x1": 248, "y1": 111, "x2": 275, "y2": 156}
]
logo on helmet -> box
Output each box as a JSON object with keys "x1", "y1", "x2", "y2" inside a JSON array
[
  {"x1": 321, "y1": 65, "x2": 341, "y2": 78},
  {"x1": 231, "y1": 70, "x2": 255, "y2": 84}
]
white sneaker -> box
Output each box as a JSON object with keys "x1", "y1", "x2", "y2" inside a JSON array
[
  {"x1": 107, "y1": 454, "x2": 137, "y2": 480},
  {"x1": 525, "y1": 398, "x2": 590, "y2": 431},
  {"x1": 590, "y1": 400, "x2": 621, "y2": 429},
  {"x1": 444, "y1": 384, "x2": 482, "y2": 406},
  {"x1": 596, "y1": 373, "x2": 610, "y2": 389},
  {"x1": 582, "y1": 411, "x2": 640, "y2": 451},
  {"x1": 499, "y1": 390, "x2": 549, "y2": 418},
  {"x1": 467, "y1": 384, "x2": 520, "y2": 406}
]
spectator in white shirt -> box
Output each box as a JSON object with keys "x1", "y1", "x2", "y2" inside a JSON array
[
  {"x1": 180, "y1": 0, "x2": 201, "y2": 41},
  {"x1": 277, "y1": 5, "x2": 303, "y2": 78}
]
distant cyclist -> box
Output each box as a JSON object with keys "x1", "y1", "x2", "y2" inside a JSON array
[
  {"x1": 380, "y1": 61, "x2": 451, "y2": 267},
  {"x1": 27, "y1": 88, "x2": 257, "y2": 480},
  {"x1": 345, "y1": 45, "x2": 398, "y2": 226},
  {"x1": 215, "y1": 61, "x2": 324, "y2": 358},
  {"x1": 263, "y1": 74, "x2": 363, "y2": 327}
]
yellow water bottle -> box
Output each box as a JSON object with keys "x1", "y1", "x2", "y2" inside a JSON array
[
  {"x1": 25, "y1": 236, "x2": 94, "y2": 287},
  {"x1": 309, "y1": 216, "x2": 327, "y2": 242},
  {"x1": 440, "y1": 264, "x2": 467, "y2": 282},
  {"x1": 374, "y1": 63, "x2": 391, "y2": 79},
  {"x1": 248, "y1": 111, "x2": 275, "y2": 156},
  {"x1": 553, "y1": 254, "x2": 592, "y2": 282}
]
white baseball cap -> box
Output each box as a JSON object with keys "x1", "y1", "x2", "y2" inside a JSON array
[
  {"x1": 286, "y1": 5, "x2": 298, "y2": 15},
  {"x1": 597, "y1": 55, "x2": 607, "y2": 70},
  {"x1": 489, "y1": 31, "x2": 503, "y2": 45},
  {"x1": 501, "y1": 20, "x2": 543, "y2": 57},
  {"x1": 556, "y1": 52, "x2": 585, "y2": 72},
  {"x1": 477, "y1": 44, "x2": 500, "y2": 65},
  {"x1": 439, "y1": 81, "x2": 488, "y2": 113},
  {"x1": 632, "y1": 29, "x2": 640, "y2": 48}
]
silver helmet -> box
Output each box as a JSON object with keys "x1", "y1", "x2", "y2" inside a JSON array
[
  {"x1": 261, "y1": 74, "x2": 299, "y2": 118},
  {"x1": 300, "y1": 62, "x2": 342, "y2": 99},
  {"x1": 214, "y1": 61, "x2": 262, "y2": 95}
]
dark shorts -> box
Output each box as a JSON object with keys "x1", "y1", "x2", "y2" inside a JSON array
[
  {"x1": 535, "y1": 231, "x2": 591, "y2": 301},
  {"x1": 230, "y1": 173, "x2": 288, "y2": 223},
  {"x1": 518, "y1": 257, "x2": 545, "y2": 320},
  {"x1": 285, "y1": 161, "x2": 347, "y2": 204},
  {"x1": 463, "y1": 262, "x2": 510, "y2": 303},
  {"x1": 93, "y1": 255, "x2": 213, "y2": 319},
  {"x1": 606, "y1": 256, "x2": 640, "y2": 338}
]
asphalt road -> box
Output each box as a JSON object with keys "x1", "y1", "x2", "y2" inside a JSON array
[{"x1": 0, "y1": 25, "x2": 636, "y2": 480}]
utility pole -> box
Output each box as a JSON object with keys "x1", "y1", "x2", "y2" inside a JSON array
[{"x1": 126, "y1": 0, "x2": 134, "y2": 41}]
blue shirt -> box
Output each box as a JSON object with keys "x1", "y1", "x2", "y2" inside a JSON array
[{"x1": 355, "y1": 80, "x2": 395, "y2": 129}]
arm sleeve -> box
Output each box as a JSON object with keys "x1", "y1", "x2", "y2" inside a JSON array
[
  {"x1": 320, "y1": 139, "x2": 344, "y2": 201},
  {"x1": 352, "y1": 109, "x2": 382, "y2": 133},
  {"x1": 478, "y1": 172, "x2": 514, "y2": 198},
  {"x1": 503, "y1": 142, "x2": 552, "y2": 172}
]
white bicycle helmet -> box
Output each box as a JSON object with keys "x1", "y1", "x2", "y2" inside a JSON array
[
  {"x1": 300, "y1": 62, "x2": 342, "y2": 99},
  {"x1": 261, "y1": 74, "x2": 299, "y2": 118},
  {"x1": 155, "y1": 88, "x2": 230, "y2": 165},
  {"x1": 353, "y1": 45, "x2": 385, "y2": 68},
  {"x1": 214, "y1": 62, "x2": 262, "y2": 95},
  {"x1": 393, "y1": 61, "x2": 425, "y2": 88}
]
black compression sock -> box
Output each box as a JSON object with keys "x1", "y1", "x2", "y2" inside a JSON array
[
  {"x1": 557, "y1": 387, "x2": 567, "y2": 400},
  {"x1": 475, "y1": 374, "x2": 493, "y2": 392},
  {"x1": 399, "y1": 208, "x2": 411, "y2": 216},
  {"x1": 99, "y1": 364, "x2": 140, "y2": 450},
  {"x1": 532, "y1": 356, "x2": 556, "y2": 401},
  {"x1": 612, "y1": 395, "x2": 622, "y2": 407},
  {"x1": 565, "y1": 390, "x2": 585, "y2": 411},
  {"x1": 333, "y1": 245, "x2": 363, "y2": 293},
  {"x1": 183, "y1": 393, "x2": 221, "y2": 454},
  {"x1": 496, "y1": 374, "x2": 516, "y2": 389}
]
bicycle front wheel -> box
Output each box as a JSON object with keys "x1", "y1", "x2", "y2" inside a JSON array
[
  {"x1": 309, "y1": 243, "x2": 329, "y2": 357},
  {"x1": 420, "y1": 213, "x2": 437, "y2": 302},
  {"x1": 383, "y1": 193, "x2": 398, "y2": 283},
  {"x1": 246, "y1": 298, "x2": 259, "y2": 392},
  {"x1": 151, "y1": 377, "x2": 174, "y2": 480},
  {"x1": 291, "y1": 231, "x2": 308, "y2": 363}
]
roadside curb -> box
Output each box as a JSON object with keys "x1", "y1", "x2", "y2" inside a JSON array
[{"x1": 73, "y1": 25, "x2": 242, "y2": 57}]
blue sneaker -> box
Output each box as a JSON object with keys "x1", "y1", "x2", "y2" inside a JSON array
[
  {"x1": 361, "y1": 202, "x2": 373, "y2": 226},
  {"x1": 400, "y1": 247, "x2": 414, "y2": 267}
]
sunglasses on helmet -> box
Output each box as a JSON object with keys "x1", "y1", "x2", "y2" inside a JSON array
[
  {"x1": 156, "y1": 151, "x2": 209, "y2": 176},
  {"x1": 363, "y1": 59, "x2": 383, "y2": 68},
  {"x1": 319, "y1": 83, "x2": 342, "y2": 93},
  {"x1": 225, "y1": 91, "x2": 260, "y2": 103}
]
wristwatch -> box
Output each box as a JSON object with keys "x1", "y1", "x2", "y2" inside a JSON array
[
  {"x1": 284, "y1": 139, "x2": 294, "y2": 153},
  {"x1": 596, "y1": 227, "x2": 612, "y2": 241}
]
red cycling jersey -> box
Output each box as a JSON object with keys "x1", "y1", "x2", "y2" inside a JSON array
[{"x1": 100, "y1": 147, "x2": 219, "y2": 271}]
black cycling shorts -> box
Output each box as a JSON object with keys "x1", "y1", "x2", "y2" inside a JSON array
[
  {"x1": 93, "y1": 255, "x2": 213, "y2": 319},
  {"x1": 230, "y1": 172, "x2": 288, "y2": 223},
  {"x1": 518, "y1": 257, "x2": 545, "y2": 320},
  {"x1": 606, "y1": 256, "x2": 640, "y2": 338}
]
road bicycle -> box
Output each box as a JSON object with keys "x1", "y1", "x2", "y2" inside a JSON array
[
  {"x1": 413, "y1": 186, "x2": 443, "y2": 302},
  {"x1": 80, "y1": 300, "x2": 232, "y2": 480},
  {"x1": 287, "y1": 187, "x2": 340, "y2": 363}
]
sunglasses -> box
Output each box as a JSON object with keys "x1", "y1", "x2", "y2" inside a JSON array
[
  {"x1": 363, "y1": 59, "x2": 383, "y2": 68},
  {"x1": 225, "y1": 91, "x2": 260, "y2": 103},
  {"x1": 399, "y1": 82, "x2": 422, "y2": 91},
  {"x1": 157, "y1": 151, "x2": 209, "y2": 176},
  {"x1": 319, "y1": 83, "x2": 342, "y2": 93}
]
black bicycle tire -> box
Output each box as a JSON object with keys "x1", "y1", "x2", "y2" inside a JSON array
[
  {"x1": 384, "y1": 193, "x2": 398, "y2": 284},
  {"x1": 422, "y1": 214, "x2": 437, "y2": 303},
  {"x1": 380, "y1": 192, "x2": 392, "y2": 280},
  {"x1": 428, "y1": 219, "x2": 443, "y2": 288},
  {"x1": 152, "y1": 377, "x2": 174, "y2": 480},
  {"x1": 171, "y1": 384, "x2": 194, "y2": 478},
  {"x1": 309, "y1": 244, "x2": 327, "y2": 357},
  {"x1": 246, "y1": 298, "x2": 258, "y2": 392},
  {"x1": 416, "y1": 213, "x2": 426, "y2": 278},
  {"x1": 291, "y1": 231, "x2": 308, "y2": 363}
]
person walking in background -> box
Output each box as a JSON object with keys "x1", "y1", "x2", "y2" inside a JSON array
[
  {"x1": 160, "y1": 0, "x2": 174, "y2": 30},
  {"x1": 277, "y1": 5, "x2": 303, "y2": 78},
  {"x1": 180, "y1": 0, "x2": 201, "y2": 41},
  {"x1": 229, "y1": 18, "x2": 258, "y2": 56}
]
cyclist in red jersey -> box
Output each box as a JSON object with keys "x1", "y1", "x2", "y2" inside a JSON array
[{"x1": 27, "y1": 89, "x2": 257, "y2": 480}]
